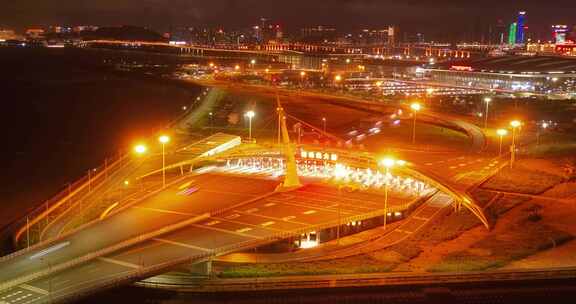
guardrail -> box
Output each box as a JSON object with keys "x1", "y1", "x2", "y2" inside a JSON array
[
  {"x1": 4, "y1": 153, "x2": 134, "y2": 252},
  {"x1": 1, "y1": 182, "x2": 429, "y2": 300},
  {"x1": 0, "y1": 176, "x2": 278, "y2": 292},
  {"x1": 7, "y1": 87, "x2": 215, "y2": 250},
  {"x1": 136, "y1": 266, "x2": 576, "y2": 293}
]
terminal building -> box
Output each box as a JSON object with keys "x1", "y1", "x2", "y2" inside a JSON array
[{"x1": 419, "y1": 56, "x2": 576, "y2": 99}]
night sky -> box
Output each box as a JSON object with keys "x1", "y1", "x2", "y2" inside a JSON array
[{"x1": 2, "y1": 0, "x2": 575, "y2": 38}]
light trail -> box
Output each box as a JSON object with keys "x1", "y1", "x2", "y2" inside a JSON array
[{"x1": 29, "y1": 241, "x2": 71, "y2": 260}]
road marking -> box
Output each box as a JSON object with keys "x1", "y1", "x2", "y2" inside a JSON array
[
  {"x1": 18, "y1": 286, "x2": 47, "y2": 296},
  {"x1": 203, "y1": 220, "x2": 221, "y2": 226},
  {"x1": 270, "y1": 199, "x2": 356, "y2": 215},
  {"x1": 132, "y1": 206, "x2": 195, "y2": 216},
  {"x1": 153, "y1": 238, "x2": 211, "y2": 252},
  {"x1": 224, "y1": 213, "x2": 241, "y2": 219},
  {"x1": 303, "y1": 210, "x2": 317, "y2": 215},
  {"x1": 261, "y1": 221, "x2": 275, "y2": 227},
  {"x1": 232, "y1": 210, "x2": 308, "y2": 225},
  {"x1": 98, "y1": 257, "x2": 141, "y2": 269},
  {"x1": 264, "y1": 202, "x2": 276, "y2": 207},
  {"x1": 244, "y1": 208, "x2": 259, "y2": 213},
  {"x1": 236, "y1": 227, "x2": 253, "y2": 233},
  {"x1": 190, "y1": 224, "x2": 262, "y2": 239},
  {"x1": 449, "y1": 166, "x2": 457, "y2": 169},
  {"x1": 199, "y1": 189, "x2": 254, "y2": 197}
]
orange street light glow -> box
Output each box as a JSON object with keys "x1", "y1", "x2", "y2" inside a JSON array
[
  {"x1": 159, "y1": 135, "x2": 170, "y2": 144},
  {"x1": 134, "y1": 144, "x2": 147, "y2": 154},
  {"x1": 510, "y1": 120, "x2": 521, "y2": 128},
  {"x1": 411, "y1": 102, "x2": 422, "y2": 111},
  {"x1": 497, "y1": 129, "x2": 508, "y2": 136}
]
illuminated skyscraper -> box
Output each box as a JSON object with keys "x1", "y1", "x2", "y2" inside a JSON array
[
  {"x1": 552, "y1": 25, "x2": 569, "y2": 44},
  {"x1": 516, "y1": 11, "x2": 526, "y2": 44},
  {"x1": 508, "y1": 22, "x2": 517, "y2": 45}
]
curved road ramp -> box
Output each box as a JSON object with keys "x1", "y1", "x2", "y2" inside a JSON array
[{"x1": 0, "y1": 139, "x2": 489, "y2": 303}]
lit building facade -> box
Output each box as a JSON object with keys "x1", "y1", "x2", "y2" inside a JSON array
[
  {"x1": 421, "y1": 56, "x2": 576, "y2": 98},
  {"x1": 516, "y1": 11, "x2": 526, "y2": 44}
]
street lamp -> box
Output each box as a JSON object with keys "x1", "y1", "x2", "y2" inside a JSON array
[
  {"x1": 334, "y1": 74, "x2": 342, "y2": 91},
  {"x1": 209, "y1": 112, "x2": 214, "y2": 134},
  {"x1": 537, "y1": 121, "x2": 549, "y2": 145},
  {"x1": 245, "y1": 111, "x2": 255, "y2": 141},
  {"x1": 484, "y1": 97, "x2": 492, "y2": 128},
  {"x1": 379, "y1": 157, "x2": 405, "y2": 230},
  {"x1": 234, "y1": 64, "x2": 240, "y2": 71},
  {"x1": 510, "y1": 120, "x2": 521, "y2": 168},
  {"x1": 322, "y1": 117, "x2": 327, "y2": 134},
  {"x1": 134, "y1": 144, "x2": 147, "y2": 155},
  {"x1": 300, "y1": 71, "x2": 306, "y2": 87},
  {"x1": 496, "y1": 128, "x2": 508, "y2": 156},
  {"x1": 410, "y1": 102, "x2": 422, "y2": 144},
  {"x1": 159, "y1": 135, "x2": 170, "y2": 188}
]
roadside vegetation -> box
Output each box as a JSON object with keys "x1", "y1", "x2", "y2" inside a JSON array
[
  {"x1": 428, "y1": 203, "x2": 573, "y2": 272},
  {"x1": 482, "y1": 163, "x2": 564, "y2": 194}
]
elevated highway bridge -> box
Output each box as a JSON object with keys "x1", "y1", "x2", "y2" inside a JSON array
[
  {"x1": 0, "y1": 131, "x2": 494, "y2": 303},
  {"x1": 0, "y1": 87, "x2": 498, "y2": 303}
]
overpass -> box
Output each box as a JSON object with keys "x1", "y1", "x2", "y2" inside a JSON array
[{"x1": 0, "y1": 92, "x2": 493, "y2": 303}]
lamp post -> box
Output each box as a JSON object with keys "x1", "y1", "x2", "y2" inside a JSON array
[
  {"x1": 379, "y1": 158, "x2": 405, "y2": 230},
  {"x1": 537, "y1": 121, "x2": 549, "y2": 145},
  {"x1": 322, "y1": 117, "x2": 327, "y2": 135},
  {"x1": 496, "y1": 129, "x2": 508, "y2": 157},
  {"x1": 245, "y1": 111, "x2": 255, "y2": 141},
  {"x1": 410, "y1": 102, "x2": 422, "y2": 144},
  {"x1": 159, "y1": 135, "x2": 170, "y2": 188},
  {"x1": 484, "y1": 97, "x2": 492, "y2": 128},
  {"x1": 510, "y1": 120, "x2": 521, "y2": 168},
  {"x1": 300, "y1": 71, "x2": 306, "y2": 88},
  {"x1": 334, "y1": 74, "x2": 342, "y2": 92},
  {"x1": 209, "y1": 112, "x2": 214, "y2": 134}
]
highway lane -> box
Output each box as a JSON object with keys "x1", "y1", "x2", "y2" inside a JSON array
[
  {"x1": 0, "y1": 173, "x2": 278, "y2": 291},
  {"x1": 0, "y1": 180, "x2": 423, "y2": 303},
  {"x1": 39, "y1": 133, "x2": 241, "y2": 241}
]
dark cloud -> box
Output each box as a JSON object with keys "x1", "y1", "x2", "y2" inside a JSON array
[{"x1": 1, "y1": 0, "x2": 575, "y2": 36}]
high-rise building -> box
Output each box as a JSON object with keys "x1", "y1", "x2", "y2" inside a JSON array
[
  {"x1": 495, "y1": 19, "x2": 507, "y2": 44},
  {"x1": 300, "y1": 26, "x2": 337, "y2": 43},
  {"x1": 508, "y1": 22, "x2": 517, "y2": 45},
  {"x1": 516, "y1": 11, "x2": 526, "y2": 44},
  {"x1": 552, "y1": 25, "x2": 569, "y2": 44}
]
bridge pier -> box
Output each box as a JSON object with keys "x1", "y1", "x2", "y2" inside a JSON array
[{"x1": 188, "y1": 260, "x2": 212, "y2": 276}]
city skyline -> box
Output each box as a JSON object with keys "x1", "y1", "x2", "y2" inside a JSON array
[{"x1": 2, "y1": 0, "x2": 575, "y2": 38}]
